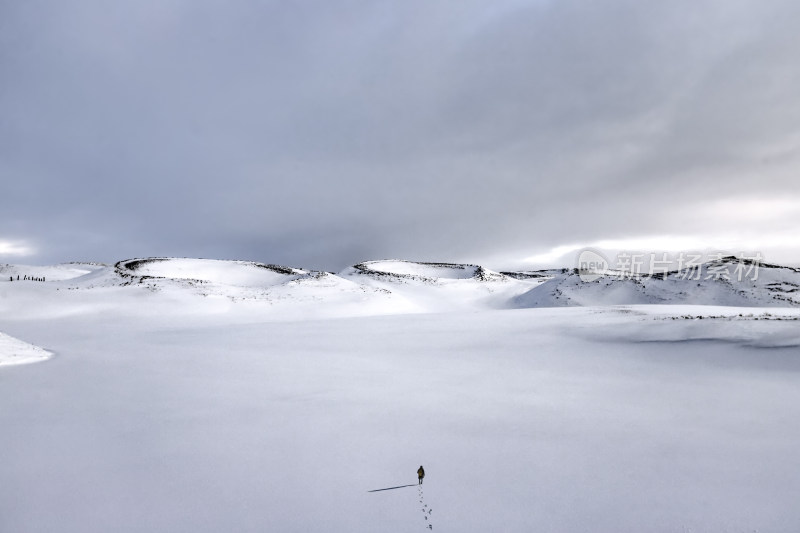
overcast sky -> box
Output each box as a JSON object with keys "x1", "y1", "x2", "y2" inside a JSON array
[{"x1": 2, "y1": 0, "x2": 799, "y2": 270}]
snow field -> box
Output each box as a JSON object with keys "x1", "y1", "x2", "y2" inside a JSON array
[
  {"x1": 2, "y1": 307, "x2": 800, "y2": 531},
  {"x1": 2, "y1": 257, "x2": 800, "y2": 531}
]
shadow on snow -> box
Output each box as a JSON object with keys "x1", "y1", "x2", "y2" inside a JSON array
[{"x1": 367, "y1": 484, "x2": 418, "y2": 493}]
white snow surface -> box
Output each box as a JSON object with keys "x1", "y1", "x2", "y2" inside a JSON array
[
  {"x1": 0, "y1": 331, "x2": 52, "y2": 366},
  {"x1": 2, "y1": 257, "x2": 800, "y2": 532}
]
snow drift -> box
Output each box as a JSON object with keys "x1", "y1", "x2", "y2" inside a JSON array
[{"x1": 0, "y1": 331, "x2": 52, "y2": 366}]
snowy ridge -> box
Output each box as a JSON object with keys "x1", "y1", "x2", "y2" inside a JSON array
[
  {"x1": 349, "y1": 260, "x2": 507, "y2": 282},
  {"x1": 115, "y1": 257, "x2": 308, "y2": 287}
]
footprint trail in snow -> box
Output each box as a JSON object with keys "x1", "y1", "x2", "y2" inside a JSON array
[{"x1": 418, "y1": 485, "x2": 433, "y2": 529}]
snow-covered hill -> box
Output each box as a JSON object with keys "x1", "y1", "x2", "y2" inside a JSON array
[
  {"x1": 339, "y1": 260, "x2": 528, "y2": 312},
  {"x1": 514, "y1": 256, "x2": 800, "y2": 308},
  {"x1": 2, "y1": 256, "x2": 800, "y2": 318},
  {"x1": 0, "y1": 257, "x2": 547, "y2": 318}
]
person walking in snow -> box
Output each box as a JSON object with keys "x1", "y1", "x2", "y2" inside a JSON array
[{"x1": 417, "y1": 466, "x2": 425, "y2": 485}]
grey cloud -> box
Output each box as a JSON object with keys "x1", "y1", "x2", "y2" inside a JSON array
[{"x1": 2, "y1": 0, "x2": 799, "y2": 269}]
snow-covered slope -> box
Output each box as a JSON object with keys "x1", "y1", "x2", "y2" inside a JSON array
[
  {"x1": 514, "y1": 256, "x2": 800, "y2": 308},
  {"x1": 0, "y1": 331, "x2": 52, "y2": 366},
  {"x1": 0, "y1": 262, "x2": 106, "y2": 282},
  {"x1": 340, "y1": 260, "x2": 537, "y2": 312}
]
